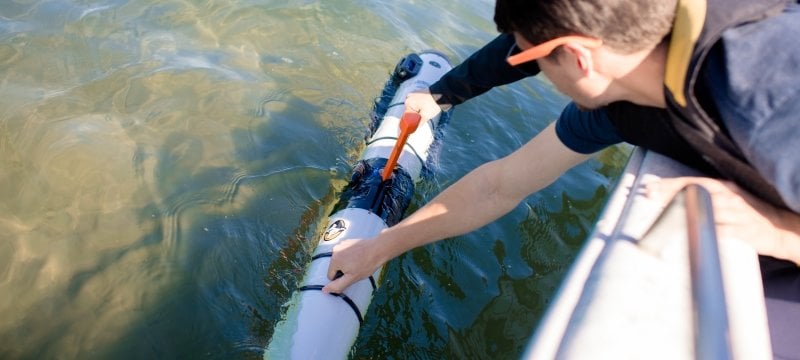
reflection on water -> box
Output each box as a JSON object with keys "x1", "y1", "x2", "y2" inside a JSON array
[{"x1": 0, "y1": 0, "x2": 627, "y2": 358}]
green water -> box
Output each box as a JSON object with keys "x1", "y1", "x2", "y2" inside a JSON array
[{"x1": 0, "y1": 0, "x2": 629, "y2": 358}]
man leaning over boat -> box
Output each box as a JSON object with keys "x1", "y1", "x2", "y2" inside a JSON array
[{"x1": 324, "y1": 0, "x2": 800, "y2": 357}]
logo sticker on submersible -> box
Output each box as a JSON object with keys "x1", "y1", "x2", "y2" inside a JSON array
[{"x1": 323, "y1": 220, "x2": 347, "y2": 241}]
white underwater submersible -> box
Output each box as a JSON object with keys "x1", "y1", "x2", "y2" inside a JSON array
[{"x1": 266, "y1": 51, "x2": 453, "y2": 359}]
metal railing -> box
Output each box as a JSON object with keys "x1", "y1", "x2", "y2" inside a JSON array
[{"x1": 683, "y1": 184, "x2": 733, "y2": 360}]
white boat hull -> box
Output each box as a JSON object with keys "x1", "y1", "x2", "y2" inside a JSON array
[{"x1": 523, "y1": 148, "x2": 772, "y2": 359}]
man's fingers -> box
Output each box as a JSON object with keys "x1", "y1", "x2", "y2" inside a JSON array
[
  {"x1": 322, "y1": 272, "x2": 357, "y2": 294},
  {"x1": 326, "y1": 242, "x2": 345, "y2": 280},
  {"x1": 642, "y1": 177, "x2": 687, "y2": 202},
  {"x1": 404, "y1": 91, "x2": 441, "y2": 121},
  {"x1": 326, "y1": 264, "x2": 339, "y2": 280},
  {"x1": 643, "y1": 176, "x2": 741, "y2": 204}
]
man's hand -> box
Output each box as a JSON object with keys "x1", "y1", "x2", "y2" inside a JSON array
[
  {"x1": 322, "y1": 237, "x2": 387, "y2": 294},
  {"x1": 646, "y1": 177, "x2": 800, "y2": 265},
  {"x1": 404, "y1": 90, "x2": 447, "y2": 121}
]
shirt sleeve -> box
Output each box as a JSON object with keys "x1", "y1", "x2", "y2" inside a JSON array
[
  {"x1": 555, "y1": 103, "x2": 624, "y2": 154},
  {"x1": 428, "y1": 33, "x2": 540, "y2": 106}
]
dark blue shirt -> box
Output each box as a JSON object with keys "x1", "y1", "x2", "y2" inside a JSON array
[{"x1": 554, "y1": 104, "x2": 622, "y2": 154}]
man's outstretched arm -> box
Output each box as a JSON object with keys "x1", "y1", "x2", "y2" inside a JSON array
[{"x1": 323, "y1": 123, "x2": 591, "y2": 293}]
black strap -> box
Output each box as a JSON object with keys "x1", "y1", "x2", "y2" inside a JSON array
[
  {"x1": 298, "y1": 285, "x2": 364, "y2": 325},
  {"x1": 311, "y1": 252, "x2": 377, "y2": 291}
]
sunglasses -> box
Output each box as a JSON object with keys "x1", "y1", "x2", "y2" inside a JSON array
[{"x1": 506, "y1": 35, "x2": 603, "y2": 66}]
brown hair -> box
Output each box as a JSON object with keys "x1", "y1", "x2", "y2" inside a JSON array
[{"x1": 494, "y1": 0, "x2": 677, "y2": 53}]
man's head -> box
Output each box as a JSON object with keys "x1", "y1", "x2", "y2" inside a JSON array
[
  {"x1": 495, "y1": 0, "x2": 678, "y2": 110},
  {"x1": 495, "y1": 0, "x2": 677, "y2": 57}
]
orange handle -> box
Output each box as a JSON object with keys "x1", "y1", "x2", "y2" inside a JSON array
[{"x1": 381, "y1": 111, "x2": 422, "y2": 181}]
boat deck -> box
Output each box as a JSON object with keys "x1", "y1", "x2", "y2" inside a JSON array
[{"x1": 524, "y1": 148, "x2": 772, "y2": 359}]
